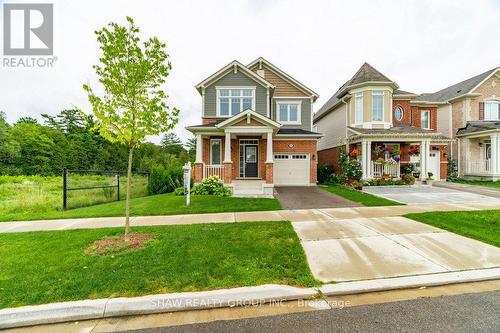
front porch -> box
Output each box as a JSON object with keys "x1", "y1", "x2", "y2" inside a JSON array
[{"x1": 458, "y1": 133, "x2": 500, "y2": 181}]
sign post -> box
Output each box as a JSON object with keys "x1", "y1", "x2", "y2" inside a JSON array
[{"x1": 183, "y1": 162, "x2": 191, "y2": 206}]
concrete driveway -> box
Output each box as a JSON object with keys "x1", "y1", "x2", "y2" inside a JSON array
[
  {"x1": 274, "y1": 187, "x2": 360, "y2": 210},
  {"x1": 293, "y1": 214, "x2": 500, "y2": 282},
  {"x1": 362, "y1": 185, "x2": 500, "y2": 204}
]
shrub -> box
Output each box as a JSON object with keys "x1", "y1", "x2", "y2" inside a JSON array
[
  {"x1": 173, "y1": 186, "x2": 185, "y2": 196},
  {"x1": 149, "y1": 163, "x2": 183, "y2": 195},
  {"x1": 317, "y1": 165, "x2": 335, "y2": 184},
  {"x1": 339, "y1": 151, "x2": 362, "y2": 181},
  {"x1": 191, "y1": 176, "x2": 231, "y2": 196},
  {"x1": 401, "y1": 173, "x2": 415, "y2": 185}
]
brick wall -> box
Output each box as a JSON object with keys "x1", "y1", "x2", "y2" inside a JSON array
[
  {"x1": 318, "y1": 146, "x2": 341, "y2": 172},
  {"x1": 392, "y1": 100, "x2": 412, "y2": 126}
]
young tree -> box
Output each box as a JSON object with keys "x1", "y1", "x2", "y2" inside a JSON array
[{"x1": 83, "y1": 17, "x2": 179, "y2": 240}]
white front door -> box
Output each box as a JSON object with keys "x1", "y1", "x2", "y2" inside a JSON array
[
  {"x1": 428, "y1": 151, "x2": 440, "y2": 180},
  {"x1": 273, "y1": 153, "x2": 310, "y2": 186}
]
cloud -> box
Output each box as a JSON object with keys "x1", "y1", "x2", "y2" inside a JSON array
[{"x1": 1, "y1": 0, "x2": 499, "y2": 143}]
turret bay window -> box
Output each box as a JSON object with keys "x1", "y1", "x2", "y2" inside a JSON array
[
  {"x1": 372, "y1": 91, "x2": 384, "y2": 121},
  {"x1": 355, "y1": 92, "x2": 363, "y2": 123},
  {"x1": 485, "y1": 101, "x2": 500, "y2": 120},
  {"x1": 277, "y1": 101, "x2": 301, "y2": 124},
  {"x1": 217, "y1": 88, "x2": 255, "y2": 117}
]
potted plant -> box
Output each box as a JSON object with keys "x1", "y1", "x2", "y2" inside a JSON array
[{"x1": 425, "y1": 172, "x2": 434, "y2": 186}]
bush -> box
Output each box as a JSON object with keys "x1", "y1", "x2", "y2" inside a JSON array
[
  {"x1": 401, "y1": 173, "x2": 415, "y2": 185},
  {"x1": 339, "y1": 150, "x2": 362, "y2": 181},
  {"x1": 149, "y1": 163, "x2": 183, "y2": 195},
  {"x1": 173, "y1": 187, "x2": 185, "y2": 196},
  {"x1": 191, "y1": 176, "x2": 231, "y2": 196},
  {"x1": 317, "y1": 165, "x2": 335, "y2": 184}
]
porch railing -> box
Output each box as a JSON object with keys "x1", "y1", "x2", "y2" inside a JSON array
[
  {"x1": 203, "y1": 164, "x2": 224, "y2": 179},
  {"x1": 371, "y1": 161, "x2": 400, "y2": 178},
  {"x1": 467, "y1": 160, "x2": 491, "y2": 174}
]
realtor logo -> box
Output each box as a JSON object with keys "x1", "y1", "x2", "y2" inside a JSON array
[{"x1": 3, "y1": 3, "x2": 53, "y2": 55}]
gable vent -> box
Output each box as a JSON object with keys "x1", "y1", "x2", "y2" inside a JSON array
[{"x1": 256, "y1": 69, "x2": 265, "y2": 78}]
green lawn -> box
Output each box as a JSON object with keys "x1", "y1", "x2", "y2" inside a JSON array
[
  {"x1": 0, "y1": 221, "x2": 318, "y2": 308},
  {"x1": 405, "y1": 210, "x2": 500, "y2": 247},
  {"x1": 451, "y1": 179, "x2": 500, "y2": 189},
  {"x1": 0, "y1": 193, "x2": 282, "y2": 222},
  {"x1": 320, "y1": 184, "x2": 403, "y2": 207}
]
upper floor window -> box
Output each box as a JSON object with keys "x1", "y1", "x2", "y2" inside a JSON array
[
  {"x1": 485, "y1": 101, "x2": 500, "y2": 120},
  {"x1": 372, "y1": 91, "x2": 384, "y2": 121},
  {"x1": 394, "y1": 106, "x2": 404, "y2": 121},
  {"x1": 277, "y1": 102, "x2": 301, "y2": 125},
  {"x1": 355, "y1": 92, "x2": 363, "y2": 123},
  {"x1": 421, "y1": 110, "x2": 430, "y2": 129},
  {"x1": 217, "y1": 88, "x2": 255, "y2": 117}
]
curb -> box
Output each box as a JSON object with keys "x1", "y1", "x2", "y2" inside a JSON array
[{"x1": 1, "y1": 268, "x2": 499, "y2": 329}]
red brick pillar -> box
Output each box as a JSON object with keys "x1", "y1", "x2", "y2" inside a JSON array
[
  {"x1": 193, "y1": 163, "x2": 203, "y2": 183},
  {"x1": 223, "y1": 162, "x2": 233, "y2": 184},
  {"x1": 265, "y1": 162, "x2": 273, "y2": 184}
]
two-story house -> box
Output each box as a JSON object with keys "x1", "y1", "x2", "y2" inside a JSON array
[
  {"x1": 417, "y1": 67, "x2": 500, "y2": 180},
  {"x1": 313, "y1": 63, "x2": 450, "y2": 181},
  {"x1": 186, "y1": 58, "x2": 321, "y2": 196}
]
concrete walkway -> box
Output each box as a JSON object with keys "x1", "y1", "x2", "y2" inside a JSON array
[
  {"x1": 434, "y1": 180, "x2": 500, "y2": 199},
  {"x1": 274, "y1": 186, "x2": 360, "y2": 209},
  {"x1": 1, "y1": 201, "x2": 499, "y2": 234}
]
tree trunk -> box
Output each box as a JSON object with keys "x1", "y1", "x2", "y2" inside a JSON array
[{"x1": 124, "y1": 144, "x2": 135, "y2": 241}]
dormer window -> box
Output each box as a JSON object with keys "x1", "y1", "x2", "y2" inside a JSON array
[
  {"x1": 217, "y1": 88, "x2": 255, "y2": 117},
  {"x1": 372, "y1": 91, "x2": 384, "y2": 121},
  {"x1": 485, "y1": 101, "x2": 500, "y2": 120}
]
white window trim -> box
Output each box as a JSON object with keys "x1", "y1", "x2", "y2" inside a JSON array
[
  {"x1": 210, "y1": 138, "x2": 222, "y2": 165},
  {"x1": 421, "y1": 110, "x2": 431, "y2": 129},
  {"x1": 276, "y1": 100, "x2": 302, "y2": 125},
  {"x1": 354, "y1": 92, "x2": 363, "y2": 124},
  {"x1": 371, "y1": 91, "x2": 385, "y2": 122},
  {"x1": 394, "y1": 105, "x2": 404, "y2": 121},
  {"x1": 216, "y1": 86, "x2": 256, "y2": 118},
  {"x1": 484, "y1": 100, "x2": 500, "y2": 121}
]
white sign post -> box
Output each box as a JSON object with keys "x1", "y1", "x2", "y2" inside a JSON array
[{"x1": 183, "y1": 162, "x2": 191, "y2": 206}]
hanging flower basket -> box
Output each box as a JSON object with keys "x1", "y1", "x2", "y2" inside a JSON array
[
  {"x1": 350, "y1": 148, "x2": 361, "y2": 157},
  {"x1": 408, "y1": 146, "x2": 420, "y2": 156}
]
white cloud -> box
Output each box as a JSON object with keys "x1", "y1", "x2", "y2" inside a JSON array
[{"x1": 1, "y1": 0, "x2": 499, "y2": 143}]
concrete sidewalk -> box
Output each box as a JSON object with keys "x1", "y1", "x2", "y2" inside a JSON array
[
  {"x1": 434, "y1": 180, "x2": 500, "y2": 199},
  {"x1": 0, "y1": 201, "x2": 499, "y2": 234}
]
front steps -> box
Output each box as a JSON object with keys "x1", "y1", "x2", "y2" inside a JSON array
[{"x1": 231, "y1": 180, "x2": 274, "y2": 198}]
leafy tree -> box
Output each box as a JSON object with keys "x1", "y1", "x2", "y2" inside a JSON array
[
  {"x1": 0, "y1": 112, "x2": 20, "y2": 174},
  {"x1": 83, "y1": 17, "x2": 179, "y2": 240},
  {"x1": 185, "y1": 136, "x2": 196, "y2": 161},
  {"x1": 161, "y1": 132, "x2": 185, "y2": 157}
]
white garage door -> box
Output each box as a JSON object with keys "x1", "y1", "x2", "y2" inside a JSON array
[
  {"x1": 274, "y1": 153, "x2": 310, "y2": 186},
  {"x1": 428, "y1": 152, "x2": 440, "y2": 180}
]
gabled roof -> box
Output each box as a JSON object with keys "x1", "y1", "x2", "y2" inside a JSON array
[
  {"x1": 247, "y1": 57, "x2": 319, "y2": 100},
  {"x1": 415, "y1": 67, "x2": 500, "y2": 103},
  {"x1": 456, "y1": 121, "x2": 500, "y2": 136},
  {"x1": 314, "y1": 63, "x2": 399, "y2": 121},
  {"x1": 195, "y1": 60, "x2": 274, "y2": 94},
  {"x1": 216, "y1": 109, "x2": 281, "y2": 129}
]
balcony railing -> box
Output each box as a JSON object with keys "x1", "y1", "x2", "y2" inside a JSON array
[
  {"x1": 371, "y1": 161, "x2": 400, "y2": 178},
  {"x1": 467, "y1": 160, "x2": 491, "y2": 174},
  {"x1": 203, "y1": 164, "x2": 224, "y2": 179}
]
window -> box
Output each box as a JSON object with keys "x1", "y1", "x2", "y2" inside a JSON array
[
  {"x1": 210, "y1": 139, "x2": 221, "y2": 165},
  {"x1": 372, "y1": 91, "x2": 384, "y2": 121},
  {"x1": 394, "y1": 106, "x2": 404, "y2": 121},
  {"x1": 277, "y1": 102, "x2": 301, "y2": 124},
  {"x1": 355, "y1": 92, "x2": 363, "y2": 123},
  {"x1": 217, "y1": 88, "x2": 254, "y2": 117},
  {"x1": 421, "y1": 110, "x2": 430, "y2": 129},
  {"x1": 485, "y1": 101, "x2": 500, "y2": 120}
]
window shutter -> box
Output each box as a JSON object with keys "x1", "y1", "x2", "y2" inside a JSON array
[{"x1": 479, "y1": 102, "x2": 484, "y2": 120}]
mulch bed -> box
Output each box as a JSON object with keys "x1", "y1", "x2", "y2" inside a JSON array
[{"x1": 85, "y1": 233, "x2": 156, "y2": 256}]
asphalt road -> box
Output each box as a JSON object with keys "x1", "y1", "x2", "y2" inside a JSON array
[{"x1": 122, "y1": 291, "x2": 500, "y2": 333}]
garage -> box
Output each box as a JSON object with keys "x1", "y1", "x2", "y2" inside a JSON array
[{"x1": 273, "y1": 153, "x2": 310, "y2": 186}]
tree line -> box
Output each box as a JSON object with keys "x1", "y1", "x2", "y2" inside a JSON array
[{"x1": 0, "y1": 109, "x2": 194, "y2": 176}]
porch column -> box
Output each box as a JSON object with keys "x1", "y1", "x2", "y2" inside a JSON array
[
  {"x1": 420, "y1": 140, "x2": 430, "y2": 180},
  {"x1": 361, "y1": 141, "x2": 369, "y2": 179},
  {"x1": 491, "y1": 134, "x2": 500, "y2": 176},
  {"x1": 223, "y1": 131, "x2": 232, "y2": 184},
  {"x1": 265, "y1": 131, "x2": 274, "y2": 184},
  {"x1": 366, "y1": 141, "x2": 372, "y2": 179},
  {"x1": 194, "y1": 133, "x2": 203, "y2": 182}
]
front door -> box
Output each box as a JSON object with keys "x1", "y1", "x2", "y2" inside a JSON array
[{"x1": 244, "y1": 145, "x2": 258, "y2": 177}]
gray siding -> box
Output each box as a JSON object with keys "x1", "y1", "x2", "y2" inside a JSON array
[
  {"x1": 204, "y1": 71, "x2": 268, "y2": 117},
  {"x1": 272, "y1": 98, "x2": 312, "y2": 130}
]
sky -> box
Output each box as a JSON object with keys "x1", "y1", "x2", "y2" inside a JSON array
[{"x1": 1, "y1": 0, "x2": 499, "y2": 144}]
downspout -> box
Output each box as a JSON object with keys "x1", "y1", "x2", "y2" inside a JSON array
[{"x1": 342, "y1": 96, "x2": 350, "y2": 151}]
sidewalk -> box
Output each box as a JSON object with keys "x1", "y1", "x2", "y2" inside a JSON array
[
  {"x1": 1, "y1": 201, "x2": 499, "y2": 234},
  {"x1": 434, "y1": 181, "x2": 500, "y2": 199}
]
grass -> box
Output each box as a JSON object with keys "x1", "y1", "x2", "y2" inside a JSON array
[
  {"x1": 0, "y1": 192, "x2": 282, "y2": 222},
  {"x1": 0, "y1": 222, "x2": 318, "y2": 308},
  {"x1": 0, "y1": 174, "x2": 149, "y2": 216},
  {"x1": 405, "y1": 210, "x2": 500, "y2": 247},
  {"x1": 320, "y1": 184, "x2": 403, "y2": 207},
  {"x1": 451, "y1": 179, "x2": 500, "y2": 189}
]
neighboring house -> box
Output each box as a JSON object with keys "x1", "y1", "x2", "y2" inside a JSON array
[
  {"x1": 314, "y1": 63, "x2": 450, "y2": 181},
  {"x1": 186, "y1": 58, "x2": 321, "y2": 196},
  {"x1": 416, "y1": 67, "x2": 500, "y2": 180}
]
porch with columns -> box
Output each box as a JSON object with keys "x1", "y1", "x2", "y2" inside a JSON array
[{"x1": 459, "y1": 133, "x2": 500, "y2": 180}]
